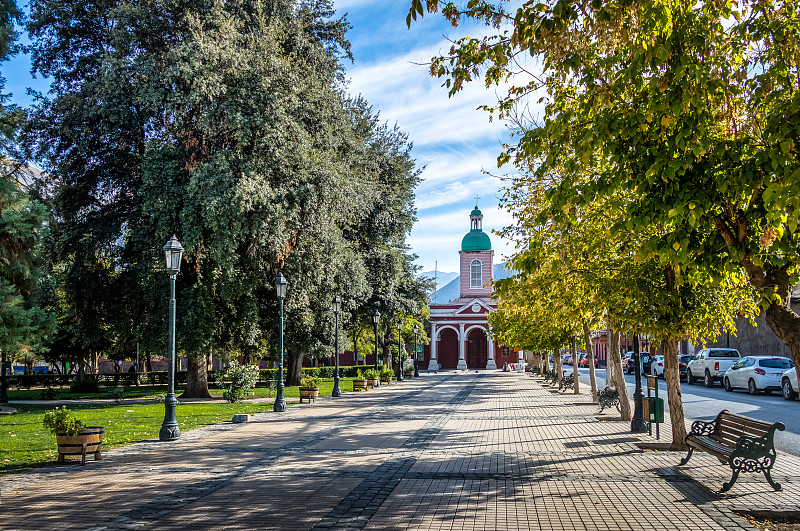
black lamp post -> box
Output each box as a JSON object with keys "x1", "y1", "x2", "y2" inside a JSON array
[
  {"x1": 332, "y1": 296, "x2": 342, "y2": 397},
  {"x1": 413, "y1": 324, "x2": 419, "y2": 377},
  {"x1": 160, "y1": 235, "x2": 183, "y2": 441},
  {"x1": 372, "y1": 310, "x2": 380, "y2": 385},
  {"x1": 631, "y1": 333, "x2": 648, "y2": 432},
  {"x1": 274, "y1": 272, "x2": 288, "y2": 412},
  {"x1": 396, "y1": 320, "x2": 404, "y2": 382}
]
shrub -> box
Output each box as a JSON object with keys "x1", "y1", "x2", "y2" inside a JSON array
[
  {"x1": 69, "y1": 377, "x2": 100, "y2": 394},
  {"x1": 222, "y1": 361, "x2": 260, "y2": 403},
  {"x1": 42, "y1": 406, "x2": 83, "y2": 435},
  {"x1": 108, "y1": 387, "x2": 125, "y2": 404},
  {"x1": 380, "y1": 368, "x2": 393, "y2": 380},
  {"x1": 39, "y1": 387, "x2": 58, "y2": 400},
  {"x1": 355, "y1": 369, "x2": 364, "y2": 379},
  {"x1": 363, "y1": 368, "x2": 379, "y2": 379},
  {"x1": 403, "y1": 366, "x2": 414, "y2": 376},
  {"x1": 301, "y1": 375, "x2": 320, "y2": 389}
]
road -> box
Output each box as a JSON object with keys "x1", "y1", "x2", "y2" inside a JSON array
[{"x1": 568, "y1": 366, "x2": 800, "y2": 457}]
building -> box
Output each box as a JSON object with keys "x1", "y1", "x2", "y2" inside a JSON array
[{"x1": 423, "y1": 206, "x2": 522, "y2": 370}]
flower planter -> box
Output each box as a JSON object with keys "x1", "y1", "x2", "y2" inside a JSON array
[
  {"x1": 299, "y1": 386, "x2": 319, "y2": 403},
  {"x1": 352, "y1": 379, "x2": 368, "y2": 391},
  {"x1": 366, "y1": 378, "x2": 379, "y2": 389},
  {"x1": 56, "y1": 427, "x2": 104, "y2": 465},
  {"x1": 380, "y1": 376, "x2": 392, "y2": 385}
]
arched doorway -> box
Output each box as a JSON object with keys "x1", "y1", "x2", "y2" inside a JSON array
[
  {"x1": 438, "y1": 328, "x2": 459, "y2": 369},
  {"x1": 467, "y1": 328, "x2": 487, "y2": 369}
]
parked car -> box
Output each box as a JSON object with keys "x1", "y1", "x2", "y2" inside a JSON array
[
  {"x1": 577, "y1": 352, "x2": 597, "y2": 368},
  {"x1": 678, "y1": 355, "x2": 694, "y2": 380},
  {"x1": 562, "y1": 353, "x2": 573, "y2": 366},
  {"x1": 723, "y1": 356, "x2": 794, "y2": 395},
  {"x1": 624, "y1": 351, "x2": 651, "y2": 374},
  {"x1": 686, "y1": 348, "x2": 741, "y2": 387},
  {"x1": 782, "y1": 367, "x2": 799, "y2": 400},
  {"x1": 650, "y1": 355, "x2": 665, "y2": 377}
]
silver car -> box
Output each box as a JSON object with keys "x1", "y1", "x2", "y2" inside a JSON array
[
  {"x1": 783, "y1": 367, "x2": 799, "y2": 400},
  {"x1": 723, "y1": 356, "x2": 794, "y2": 395}
]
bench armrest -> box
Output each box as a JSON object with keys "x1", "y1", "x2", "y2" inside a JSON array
[{"x1": 687, "y1": 419, "x2": 716, "y2": 437}]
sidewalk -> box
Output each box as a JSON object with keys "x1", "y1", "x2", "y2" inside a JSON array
[{"x1": 1, "y1": 371, "x2": 797, "y2": 530}]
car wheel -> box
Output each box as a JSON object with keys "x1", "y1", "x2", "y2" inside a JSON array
[
  {"x1": 687, "y1": 370, "x2": 695, "y2": 385},
  {"x1": 704, "y1": 370, "x2": 714, "y2": 388},
  {"x1": 748, "y1": 379, "x2": 760, "y2": 395},
  {"x1": 783, "y1": 378, "x2": 799, "y2": 400},
  {"x1": 724, "y1": 377, "x2": 732, "y2": 392}
]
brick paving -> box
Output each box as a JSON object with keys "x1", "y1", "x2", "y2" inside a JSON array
[{"x1": 1, "y1": 371, "x2": 799, "y2": 530}]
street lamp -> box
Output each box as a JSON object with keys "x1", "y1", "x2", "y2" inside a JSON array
[
  {"x1": 160, "y1": 235, "x2": 183, "y2": 441},
  {"x1": 332, "y1": 295, "x2": 342, "y2": 397},
  {"x1": 274, "y1": 272, "x2": 288, "y2": 412},
  {"x1": 372, "y1": 310, "x2": 380, "y2": 385},
  {"x1": 413, "y1": 324, "x2": 420, "y2": 377},
  {"x1": 396, "y1": 320, "x2": 404, "y2": 382},
  {"x1": 631, "y1": 333, "x2": 648, "y2": 432}
]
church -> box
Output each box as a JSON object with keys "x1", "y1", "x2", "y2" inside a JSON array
[{"x1": 423, "y1": 206, "x2": 523, "y2": 370}]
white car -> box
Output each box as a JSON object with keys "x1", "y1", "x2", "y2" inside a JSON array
[
  {"x1": 783, "y1": 367, "x2": 799, "y2": 400},
  {"x1": 723, "y1": 356, "x2": 795, "y2": 395},
  {"x1": 650, "y1": 355, "x2": 665, "y2": 377}
]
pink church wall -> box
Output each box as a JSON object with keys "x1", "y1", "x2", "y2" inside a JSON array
[{"x1": 459, "y1": 250, "x2": 493, "y2": 298}]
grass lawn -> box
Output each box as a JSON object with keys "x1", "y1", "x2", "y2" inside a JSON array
[{"x1": 0, "y1": 377, "x2": 363, "y2": 474}]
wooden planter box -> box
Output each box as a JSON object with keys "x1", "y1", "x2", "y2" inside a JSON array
[
  {"x1": 380, "y1": 376, "x2": 392, "y2": 384},
  {"x1": 299, "y1": 387, "x2": 319, "y2": 403},
  {"x1": 352, "y1": 379, "x2": 368, "y2": 391},
  {"x1": 56, "y1": 427, "x2": 104, "y2": 465},
  {"x1": 366, "y1": 378, "x2": 379, "y2": 389}
]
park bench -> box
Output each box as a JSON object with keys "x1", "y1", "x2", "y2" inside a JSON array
[
  {"x1": 678, "y1": 409, "x2": 785, "y2": 492},
  {"x1": 560, "y1": 373, "x2": 574, "y2": 392},
  {"x1": 598, "y1": 387, "x2": 620, "y2": 412}
]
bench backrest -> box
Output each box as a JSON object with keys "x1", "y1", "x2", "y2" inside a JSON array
[{"x1": 715, "y1": 410, "x2": 779, "y2": 446}]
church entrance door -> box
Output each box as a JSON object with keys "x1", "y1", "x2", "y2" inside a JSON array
[
  {"x1": 438, "y1": 328, "x2": 459, "y2": 369},
  {"x1": 467, "y1": 328, "x2": 488, "y2": 369}
]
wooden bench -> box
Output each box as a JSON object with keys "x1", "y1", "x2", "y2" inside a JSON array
[
  {"x1": 598, "y1": 387, "x2": 620, "y2": 412},
  {"x1": 678, "y1": 409, "x2": 785, "y2": 492}
]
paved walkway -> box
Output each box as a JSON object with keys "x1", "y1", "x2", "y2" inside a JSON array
[{"x1": 1, "y1": 371, "x2": 798, "y2": 530}]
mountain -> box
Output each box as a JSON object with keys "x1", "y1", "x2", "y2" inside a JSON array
[{"x1": 419, "y1": 270, "x2": 458, "y2": 292}]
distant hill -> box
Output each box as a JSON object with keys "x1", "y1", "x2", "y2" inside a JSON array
[
  {"x1": 419, "y1": 270, "x2": 458, "y2": 292},
  {"x1": 427, "y1": 263, "x2": 512, "y2": 304}
]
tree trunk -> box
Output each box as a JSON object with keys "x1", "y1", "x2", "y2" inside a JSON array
[
  {"x1": 553, "y1": 349, "x2": 562, "y2": 387},
  {"x1": 762, "y1": 267, "x2": 800, "y2": 387},
  {"x1": 607, "y1": 327, "x2": 631, "y2": 420},
  {"x1": 662, "y1": 336, "x2": 688, "y2": 450},
  {"x1": 181, "y1": 351, "x2": 212, "y2": 398},
  {"x1": 583, "y1": 319, "x2": 598, "y2": 402},
  {"x1": 571, "y1": 336, "x2": 580, "y2": 394},
  {"x1": 286, "y1": 351, "x2": 302, "y2": 386}
]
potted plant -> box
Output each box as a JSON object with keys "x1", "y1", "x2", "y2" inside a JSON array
[
  {"x1": 352, "y1": 369, "x2": 368, "y2": 391},
  {"x1": 380, "y1": 368, "x2": 393, "y2": 384},
  {"x1": 300, "y1": 375, "x2": 321, "y2": 403},
  {"x1": 43, "y1": 406, "x2": 104, "y2": 465},
  {"x1": 363, "y1": 368, "x2": 380, "y2": 389}
]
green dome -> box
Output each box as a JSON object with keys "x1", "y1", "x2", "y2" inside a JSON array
[
  {"x1": 470, "y1": 207, "x2": 482, "y2": 217},
  {"x1": 461, "y1": 230, "x2": 491, "y2": 251}
]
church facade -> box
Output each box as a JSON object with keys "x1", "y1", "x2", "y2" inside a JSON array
[{"x1": 423, "y1": 207, "x2": 522, "y2": 370}]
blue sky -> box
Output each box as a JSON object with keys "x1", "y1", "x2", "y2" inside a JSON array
[{"x1": 6, "y1": 0, "x2": 517, "y2": 274}]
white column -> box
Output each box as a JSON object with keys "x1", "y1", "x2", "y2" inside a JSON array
[
  {"x1": 517, "y1": 349, "x2": 525, "y2": 371},
  {"x1": 427, "y1": 323, "x2": 439, "y2": 371},
  {"x1": 457, "y1": 323, "x2": 467, "y2": 370},
  {"x1": 486, "y1": 334, "x2": 496, "y2": 370}
]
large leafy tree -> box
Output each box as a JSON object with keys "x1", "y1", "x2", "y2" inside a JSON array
[
  {"x1": 26, "y1": 0, "x2": 425, "y2": 394},
  {"x1": 409, "y1": 0, "x2": 800, "y2": 437}
]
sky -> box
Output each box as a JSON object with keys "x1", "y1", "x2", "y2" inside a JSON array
[{"x1": 6, "y1": 0, "x2": 521, "y2": 275}]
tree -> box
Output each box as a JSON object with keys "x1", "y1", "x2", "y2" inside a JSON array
[{"x1": 408, "y1": 0, "x2": 800, "y2": 403}]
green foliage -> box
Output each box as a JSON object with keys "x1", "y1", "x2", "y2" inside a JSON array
[
  {"x1": 108, "y1": 387, "x2": 125, "y2": 404},
  {"x1": 42, "y1": 406, "x2": 83, "y2": 435},
  {"x1": 363, "y1": 368, "x2": 379, "y2": 379},
  {"x1": 222, "y1": 361, "x2": 260, "y2": 403},
  {"x1": 38, "y1": 386, "x2": 57, "y2": 400},
  {"x1": 69, "y1": 377, "x2": 100, "y2": 394},
  {"x1": 380, "y1": 368, "x2": 393, "y2": 380},
  {"x1": 300, "y1": 375, "x2": 321, "y2": 389}
]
